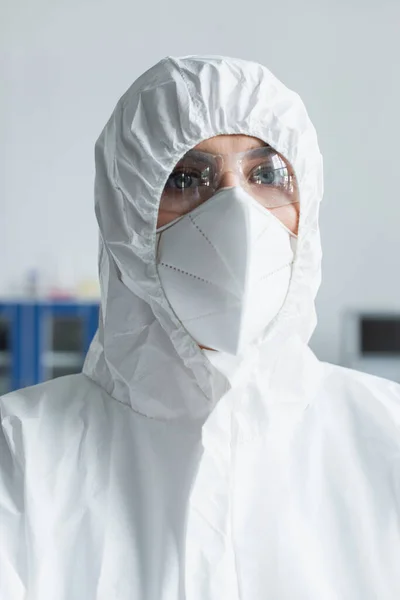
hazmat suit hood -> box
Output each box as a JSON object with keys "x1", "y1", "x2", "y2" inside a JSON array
[{"x1": 83, "y1": 55, "x2": 324, "y2": 419}]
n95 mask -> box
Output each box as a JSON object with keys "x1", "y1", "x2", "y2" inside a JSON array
[{"x1": 156, "y1": 186, "x2": 296, "y2": 355}]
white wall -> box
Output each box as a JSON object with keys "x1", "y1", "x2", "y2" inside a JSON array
[{"x1": 1, "y1": 0, "x2": 399, "y2": 364}]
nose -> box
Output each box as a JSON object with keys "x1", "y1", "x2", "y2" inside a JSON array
[{"x1": 217, "y1": 170, "x2": 240, "y2": 189}]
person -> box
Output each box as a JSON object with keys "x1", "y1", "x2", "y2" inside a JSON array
[{"x1": 1, "y1": 55, "x2": 399, "y2": 600}]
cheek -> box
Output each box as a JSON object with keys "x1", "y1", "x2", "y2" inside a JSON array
[
  {"x1": 157, "y1": 209, "x2": 180, "y2": 229},
  {"x1": 270, "y1": 204, "x2": 299, "y2": 235},
  {"x1": 158, "y1": 204, "x2": 300, "y2": 232}
]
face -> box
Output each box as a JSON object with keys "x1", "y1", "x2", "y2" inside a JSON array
[{"x1": 157, "y1": 134, "x2": 300, "y2": 233}]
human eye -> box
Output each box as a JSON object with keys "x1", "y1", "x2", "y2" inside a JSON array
[
  {"x1": 160, "y1": 151, "x2": 218, "y2": 216},
  {"x1": 248, "y1": 162, "x2": 289, "y2": 187},
  {"x1": 165, "y1": 168, "x2": 204, "y2": 191}
]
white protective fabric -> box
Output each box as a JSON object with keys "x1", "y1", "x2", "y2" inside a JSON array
[
  {"x1": 157, "y1": 186, "x2": 296, "y2": 355},
  {"x1": 1, "y1": 55, "x2": 400, "y2": 600}
]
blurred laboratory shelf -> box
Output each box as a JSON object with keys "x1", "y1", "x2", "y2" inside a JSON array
[
  {"x1": 0, "y1": 353, "x2": 11, "y2": 367},
  {"x1": 0, "y1": 300, "x2": 99, "y2": 395},
  {"x1": 41, "y1": 352, "x2": 85, "y2": 369}
]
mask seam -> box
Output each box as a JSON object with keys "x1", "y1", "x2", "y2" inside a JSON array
[
  {"x1": 159, "y1": 262, "x2": 228, "y2": 288},
  {"x1": 182, "y1": 306, "x2": 241, "y2": 323},
  {"x1": 179, "y1": 263, "x2": 293, "y2": 324},
  {"x1": 257, "y1": 261, "x2": 293, "y2": 282},
  {"x1": 189, "y1": 212, "x2": 243, "y2": 289}
]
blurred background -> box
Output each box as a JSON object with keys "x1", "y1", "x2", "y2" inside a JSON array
[{"x1": 1, "y1": 0, "x2": 399, "y2": 393}]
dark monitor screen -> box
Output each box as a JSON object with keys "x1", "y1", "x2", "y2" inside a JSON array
[{"x1": 361, "y1": 316, "x2": 400, "y2": 355}]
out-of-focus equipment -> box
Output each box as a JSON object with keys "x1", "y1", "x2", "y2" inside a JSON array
[
  {"x1": 0, "y1": 301, "x2": 99, "y2": 394},
  {"x1": 342, "y1": 312, "x2": 400, "y2": 383}
]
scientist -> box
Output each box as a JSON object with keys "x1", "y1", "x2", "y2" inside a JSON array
[{"x1": 1, "y1": 55, "x2": 400, "y2": 600}]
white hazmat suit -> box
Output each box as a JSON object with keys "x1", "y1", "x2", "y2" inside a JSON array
[{"x1": 1, "y1": 55, "x2": 400, "y2": 600}]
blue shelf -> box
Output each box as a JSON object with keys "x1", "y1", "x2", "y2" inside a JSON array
[
  {"x1": 0, "y1": 303, "x2": 20, "y2": 392},
  {"x1": 0, "y1": 301, "x2": 99, "y2": 394}
]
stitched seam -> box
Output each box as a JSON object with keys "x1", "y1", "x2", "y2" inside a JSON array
[
  {"x1": 256, "y1": 221, "x2": 271, "y2": 241},
  {"x1": 188, "y1": 214, "x2": 242, "y2": 289},
  {"x1": 159, "y1": 263, "x2": 217, "y2": 286},
  {"x1": 189, "y1": 214, "x2": 219, "y2": 252},
  {"x1": 167, "y1": 56, "x2": 203, "y2": 114},
  {"x1": 183, "y1": 305, "x2": 240, "y2": 323},
  {"x1": 182, "y1": 263, "x2": 294, "y2": 322},
  {"x1": 257, "y1": 261, "x2": 293, "y2": 282},
  {"x1": 81, "y1": 374, "x2": 212, "y2": 422}
]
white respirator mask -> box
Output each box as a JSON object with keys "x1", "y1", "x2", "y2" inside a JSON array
[{"x1": 156, "y1": 186, "x2": 296, "y2": 356}]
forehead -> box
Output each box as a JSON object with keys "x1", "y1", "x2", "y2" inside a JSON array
[{"x1": 194, "y1": 134, "x2": 266, "y2": 155}]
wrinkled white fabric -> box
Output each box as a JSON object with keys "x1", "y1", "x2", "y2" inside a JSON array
[
  {"x1": 1, "y1": 55, "x2": 400, "y2": 600},
  {"x1": 157, "y1": 186, "x2": 295, "y2": 355}
]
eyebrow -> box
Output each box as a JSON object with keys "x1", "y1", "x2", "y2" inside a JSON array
[{"x1": 183, "y1": 144, "x2": 272, "y2": 160}]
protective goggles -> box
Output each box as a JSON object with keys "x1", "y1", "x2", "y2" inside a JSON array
[{"x1": 160, "y1": 145, "x2": 298, "y2": 216}]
